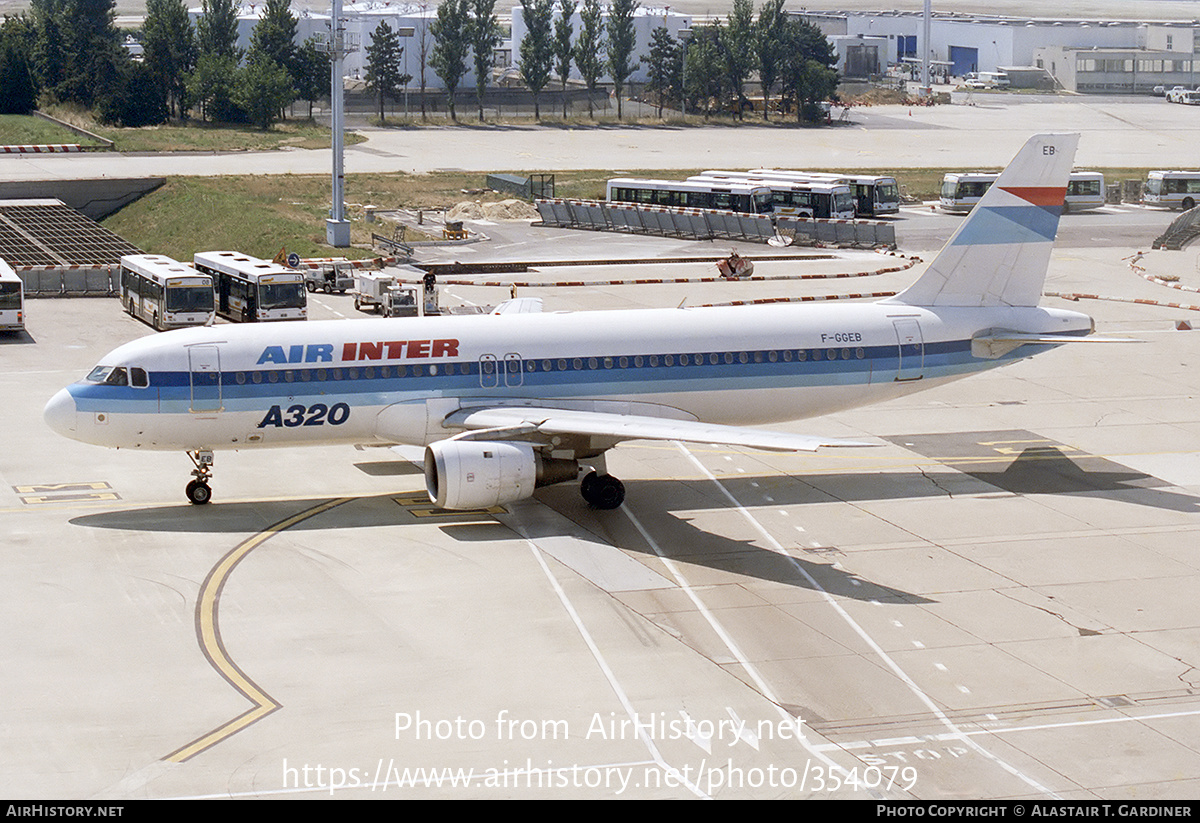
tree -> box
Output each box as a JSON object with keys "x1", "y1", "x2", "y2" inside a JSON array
[
  {"x1": 188, "y1": 52, "x2": 241, "y2": 121},
  {"x1": 142, "y1": 0, "x2": 196, "y2": 119},
  {"x1": 364, "y1": 21, "x2": 411, "y2": 122},
  {"x1": 248, "y1": 0, "x2": 298, "y2": 73},
  {"x1": 684, "y1": 24, "x2": 727, "y2": 117},
  {"x1": 552, "y1": 0, "x2": 575, "y2": 117},
  {"x1": 717, "y1": 0, "x2": 755, "y2": 118},
  {"x1": 97, "y1": 59, "x2": 167, "y2": 126},
  {"x1": 779, "y1": 17, "x2": 837, "y2": 124},
  {"x1": 57, "y1": 0, "x2": 126, "y2": 107},
  {"x1": 640, "y1": 25, "x2": 680, "y2": 118},
  {"x1": 196, "y1": 0, "x2": 239, "y2": 60},
  {"x1": 415, "y1": 4, "x2": 432, "y2": 120},
  {"x1": 518, "y1": 0, "x2": 553, "y2": 120},
  {"x1": 573, "y1": 0, "x2": 604, "y2": 118},
  {"x1": 430, "y1": 0, "x2": 470, "y2": 121},
  {"x1": 754, "y1": 0, "x2": 785, "y2": 120},
  {"x1": 236, "y1": 55, "x2": 294, "y2": 129},
  {"x1": 605, "y1": 0, "x2": 638, "y2": 120},
  {"x1": 293, "y1": 36, "x2": 329, "y2": 120},
  {"x1": 30, "y1": 0, "x2": 66, "y2": 95},
  {"x1": 469, "y1": 0, "x2": 500, "y2": 121},
  {"x1": 0, "y1": 18, "x2": 39, "y2": 114},
  {"x1": 246, "y1": 0, "x2": 299, "y2": 120}
]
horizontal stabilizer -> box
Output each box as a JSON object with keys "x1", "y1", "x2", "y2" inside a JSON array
[{"x1": 972, "y1": 331, "x2": 1139, "y2": 359}]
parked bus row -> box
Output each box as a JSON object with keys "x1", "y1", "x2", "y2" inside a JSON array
[
  {"x1": 700, "y1": 170, "x2": 901, "y2": 217},
  {"x1": 940, "y1": 170, "x2": 1200, "y2": 212},
  {"x1": 120, "y1": 251, "x2": 306, "y2": 331},
  {"x1": 606, "y1": 171, "x2": 901, "y2": 219}
]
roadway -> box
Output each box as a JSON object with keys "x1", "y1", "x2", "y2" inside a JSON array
[{"x1": 3, "y1": 95, "x2": 1200, "y2": 181}]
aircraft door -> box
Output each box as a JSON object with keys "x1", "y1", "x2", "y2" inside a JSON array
[
  {"x1": 504, "y1": 353, "x2": 523, "y2": 387},
  {"x1": 188, "y1": 345, "x2": 223, "y2": 412},
  {"x1": 893, "y1": 319, "x2": 924, "y2": 381},
  {"x1": 479, "y1": 354, "x2": 499, "y2": 389}
]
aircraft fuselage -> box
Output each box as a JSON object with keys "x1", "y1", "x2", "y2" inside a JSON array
[{"x1": 44, "y1": 301, "x2": 1092, "y2": 454}]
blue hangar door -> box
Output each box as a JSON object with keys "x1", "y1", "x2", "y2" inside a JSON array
[{"x1": 949, "y1": 46, "x2": 979, "y2": 77}]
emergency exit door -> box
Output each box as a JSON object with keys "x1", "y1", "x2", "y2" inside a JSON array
[
  {"x1": 893, "y1": 319, "x2": 924, "y2": 381},
  {"x1": 188, "y1": 345, "x2": 223, "y2": 412}
]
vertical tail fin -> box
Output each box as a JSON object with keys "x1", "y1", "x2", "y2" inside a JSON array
[{"x1": 890, "y1": 133, "x2": 1080, "y2": 308}]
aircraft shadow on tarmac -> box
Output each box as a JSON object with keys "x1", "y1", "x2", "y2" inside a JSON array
[
  {"x1": 68, "y1": 482, "x2": 929, "y2": 603},
  {"x1": 596, "y1": 450, "x2": 1200, "y2": 516},
  {"x1": 881, "y1": 435, "x2": 1200, "y2": 514},
  {"x1": 67, "y1": 493, "x2": 454, "y2": 534},
  {"x1": 68, "y1": 443, "x2": 1195, "y2": 603},
  {"x1": 531, "y1": 482, "x2": 933, "y2": 604}
]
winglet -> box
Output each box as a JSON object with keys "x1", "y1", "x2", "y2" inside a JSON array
[{"x1": 889, "y1": 133, "x2": 1080, "y2": 308}]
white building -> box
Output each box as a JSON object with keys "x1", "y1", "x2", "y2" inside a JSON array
[
  {"x1": 188, "y1": 3, "x2": 471, "y2": 91},
  {"x1": 802, "y1": 10, "x2": 1199, "y2": 88}
]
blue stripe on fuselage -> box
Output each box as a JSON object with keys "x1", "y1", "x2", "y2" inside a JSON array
[{"x1": 67, "y1": 337, "x2": 1039, "y2": 414}]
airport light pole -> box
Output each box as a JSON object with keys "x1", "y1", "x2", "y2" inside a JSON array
[
  {"x1": 678, "y1": 28, "x2": 691, "y2": 122},
  {"x1": 398, "y1": 26, "x2": 415, "y2": 119},
  {"x1": 323, "y1": 0, "x2": 355, "y2": 247},
  {"x1": 920, "y1": 0, "x2": 931, "y2": 96}
]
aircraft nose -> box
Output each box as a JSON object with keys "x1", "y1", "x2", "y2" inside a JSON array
[{"x1": 44, "y1": 389, "x2": 78, "y2": 439}]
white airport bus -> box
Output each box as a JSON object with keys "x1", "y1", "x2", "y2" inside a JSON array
[
  {"x1": 939, "y1": 172, "x2": 997, "y2": 212},
  {"x1": 688, "y1": 175, "x2": 856, "y2": 219},
  {"x1": 1143, "y1": 171, "x2": 1200, "y2": 211},
  {"x1": 0, "y1": 258, "x2": 24, "y2": 332},
  {"x1": 1064, "y1": 172, "x2": 1107, "y2": 212},
  {"x1": 194, "y1": 251, "x2": 307, "y2": 323},
  {"x1": 746, "y1": 171, "x2": 901, "y2": 217},
  {"x1": 119, "y1": 254, "x2": 215, "y2": 331},
  {"x1": 940, "y1": 171, "x2": 1107, "y2": 212},
  {"x1": 605, "y1": 178, "x2": 775, "y2": 214}
]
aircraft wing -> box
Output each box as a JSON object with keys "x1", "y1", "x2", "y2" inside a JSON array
[
  {"x1": 442, "y1": 406, "x2": 873, "y2": 452},
  {"x1": 491, "y1": 297, "x2": 544, "y2": 314}
]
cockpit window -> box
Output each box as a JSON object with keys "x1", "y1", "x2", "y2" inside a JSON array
[{"x1": 85, "y1": 366, "x2": 129, "y2": 386}]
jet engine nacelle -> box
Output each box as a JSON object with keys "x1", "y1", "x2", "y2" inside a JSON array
[{"x1": 424, "y1": 440, "x2": 579, "y2": 510}]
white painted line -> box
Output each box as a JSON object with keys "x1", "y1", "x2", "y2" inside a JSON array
[
  {"x1": 620, "y1": 501, "x2": 857, "y2": 785},
  {"x1": 516, "y1": 519, "x2": 709, "y2": 799}
]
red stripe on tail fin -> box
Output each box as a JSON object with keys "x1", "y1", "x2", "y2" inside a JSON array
[{"x1": 999, "y1": 186, "x2": 1067, "y2": 206}]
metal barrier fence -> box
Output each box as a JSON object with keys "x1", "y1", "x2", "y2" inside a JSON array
[
  {"x1": 1154, "y1": 205, "x2": 1200, "y2": 250},
  {"x1": 16, "y1": 266, "x2": 119, "y2": 296},
  {"x1": 534, "y1": 199, "x2": 896, "y2": 248}
]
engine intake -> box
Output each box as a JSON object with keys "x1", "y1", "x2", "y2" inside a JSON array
[{"x1": 424, "y1": 440, "x2": 579, "y2": 510}]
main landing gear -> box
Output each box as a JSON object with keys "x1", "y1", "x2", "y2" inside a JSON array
[
  {"x1": 580, "y1": 471, "x2": 625, "y2": 510},
  {"x1": 186, "y1": 450, "x2": 214, "y2": 505}
]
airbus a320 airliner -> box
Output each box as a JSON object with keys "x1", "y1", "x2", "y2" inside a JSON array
[{"x1": 45, "y1": 133, "x2": 1108, "y2": 510}]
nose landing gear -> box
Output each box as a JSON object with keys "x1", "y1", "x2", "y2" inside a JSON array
[{"x1": 186, "y1": 450, "x2": 214, "y2": 505}]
